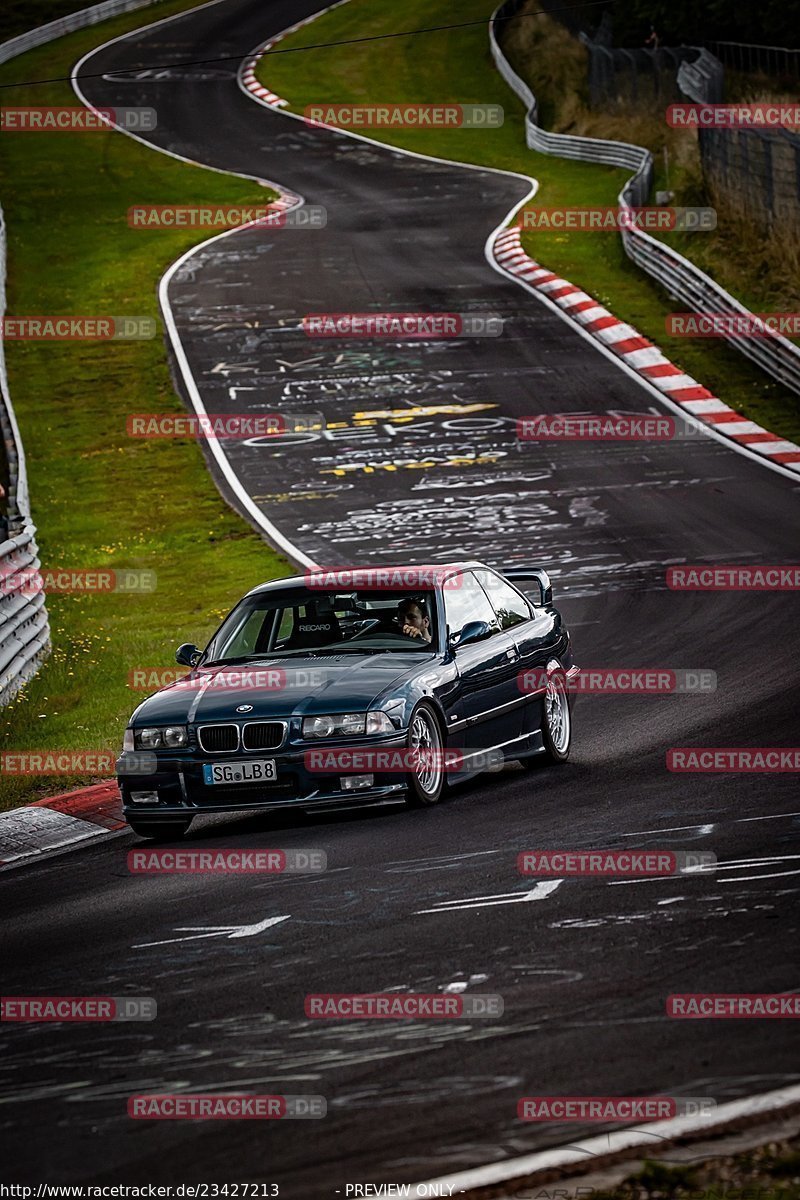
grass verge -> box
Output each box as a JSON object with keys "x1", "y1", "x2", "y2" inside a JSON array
[
  {"x1": 593, "y1": 1134, "x2": 800, "y2": 1198},
  {"x1": 0, "y1": 0, "x2": 291, "y2": 810},
  {"x1": 258, "y1": 0, "x2": 800, "y2": 443}
]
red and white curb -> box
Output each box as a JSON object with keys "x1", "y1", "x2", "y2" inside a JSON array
[
  {"x1": 243, "y1": 189, "x2": 303, "y2": 219},
  {"x1": 238, "y1": 2, "x2": 351, "y2": 110},
  {"x1": 493, "y1": 226, "x2": 800, "y2": 473},
  {"x1": 239, "y1": 55, "x2": 287, "y2": 108},
  {"x1": 238, "y1": 15, "x2": 315, "y2": 108},
  {"x1": 0, "y1": 781, "x2": 124, "y2": 867}
]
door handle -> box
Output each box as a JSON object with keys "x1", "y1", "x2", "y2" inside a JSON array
[{"x1": 506, "y1": 646, "x2": 519, "y2": 660}]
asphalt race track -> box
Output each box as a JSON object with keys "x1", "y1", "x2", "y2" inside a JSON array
[{"x1": 1, "y1": 0, "x2": 799, "y2": 1193}]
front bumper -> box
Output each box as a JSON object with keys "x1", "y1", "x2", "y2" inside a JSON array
[{"x1": 117, "y1": 732, "x2": 410, "y2": 817}]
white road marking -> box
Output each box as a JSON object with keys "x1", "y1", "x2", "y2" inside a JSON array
[
  {"x1": 133, "y1": 914, "x2": 289, "y2": 948},
  {"x1": 618, "y1": 813, "x2": 800, "y2": 838},
  {"x1": 416, "y1": 880, "x2": 562, "y2": 914},
  {"x1": 738, "y1": 811, "x2": 800, "y2": 823},
  {"x1": 617, "y1": 822, "x2": 717, "y2": 836},
  {"x1": 727, "y1": 868, "x2": 800, "y2": 883},
  {"x1": 610, "y1": 853, "x2": 800, "y2": 885},
  {"x1": 210, "y1": 360, "x2": 259, "y2": 374}
]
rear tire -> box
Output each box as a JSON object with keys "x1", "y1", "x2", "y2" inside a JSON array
[
  {"x1": 405, "y1": 703, "x2": 445, "y2": 807},
  {"x1": 127, "y1": 818, "x2": 193, "y2": 840}
]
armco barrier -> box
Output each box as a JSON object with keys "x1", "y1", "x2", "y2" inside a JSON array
[
  {"x1": 0, "y1": 0, "x2": 166, "y2": 702},
  {"x1": 0, "y1": 0, "x2": 159, "y2": 64},
  {"x1": 490, "y1": 0, "x2": 800, "y2": 398},
  {"x1": 0, "y1": 210, "x2": 51, "y2": 704}
]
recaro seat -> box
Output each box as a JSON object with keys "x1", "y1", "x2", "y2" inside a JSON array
[{"x1": 283, "y1": 597, "x2": 343, "y2": 650}]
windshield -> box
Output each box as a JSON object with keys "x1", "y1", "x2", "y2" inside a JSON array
[{"x1": 204, "y1": 588, "x2": 439, "y2": 662}]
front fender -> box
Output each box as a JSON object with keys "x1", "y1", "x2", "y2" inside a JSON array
[{"x1": 374, "y1": 662, "x2": 456, "y2": 735}]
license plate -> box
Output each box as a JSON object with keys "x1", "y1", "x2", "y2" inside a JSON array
[{"x1": 203, "y1": 759, "x2": 276, "y2": 786}]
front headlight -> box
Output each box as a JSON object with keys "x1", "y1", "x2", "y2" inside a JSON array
[
  {"x1": 134, "y1": 725, "x2": 188, "y2": 750},
  {"x1": 163, "y1": 726, "x2": 188, "y2": 748},
  {"x1": 366, "y1": 711, "x2": 394, "y2": 735},
  {"x1": 301, "y1": 711, "x2": 395, "y2": 739},
  {"x1": 302, "y1": 712, "x2": 366, "y2": 739}
]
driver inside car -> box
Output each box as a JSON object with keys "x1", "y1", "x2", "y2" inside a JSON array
[{"x1": 395, "y1": 597, "x2": 432, "y2": 643}]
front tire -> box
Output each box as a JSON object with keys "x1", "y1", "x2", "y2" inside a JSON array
[
  {"x1": 541, "y1": 670, "x2": 571, "y2": 763},
  {"x1": 405, "y1": 703, "x2": 445, "y2": 807},
  {"x1": 522, "y1": 670, "x2": 571, "y2": 768},
  {"x1": 127, "y1": 818, "x2": 193, "y2": 840}
]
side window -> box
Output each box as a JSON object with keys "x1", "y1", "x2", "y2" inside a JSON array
[
  {"x1": 444, "y1": 572, "x2": 499, "y2": 636},
  {"x1": 477, "y1": 571, "x2": 533, "y2": 630}
]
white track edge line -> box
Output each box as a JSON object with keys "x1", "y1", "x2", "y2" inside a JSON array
[{"x1": 415, "y1": 1082, "x2": 800, "y2": 1194}]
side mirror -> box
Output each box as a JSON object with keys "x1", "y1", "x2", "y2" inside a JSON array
[
  {"x1": 176, "y1": 642, "x2": 202, "y2": 668},
  {"x1": 450, "y1": 620, "x2": 492, "y2": 649}
]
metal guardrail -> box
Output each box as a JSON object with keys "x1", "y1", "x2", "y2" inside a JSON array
[
  {"x1": 0, "y1": 210, "x2": 51, "y2": 704},
  {"x1": 0, "y1": 0, "x2": 166, "y2": 702},
  {"x1": 490, "y1": 0, "x2": 800, "y2": 398},
  {"x1": 0, "y1": 0, "x2": 158, "y2": 65}
]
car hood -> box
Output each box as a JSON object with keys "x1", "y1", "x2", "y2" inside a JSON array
[{"x1": 130, "y1": 653, "x2": 429, "y2": 724}]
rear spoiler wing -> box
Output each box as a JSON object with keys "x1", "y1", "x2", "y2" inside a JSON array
[{"x1": 500, "y1": 566, "x2": 553, "y2": 607}]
